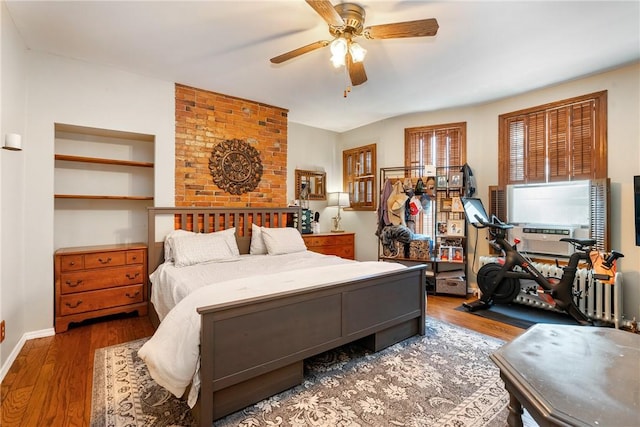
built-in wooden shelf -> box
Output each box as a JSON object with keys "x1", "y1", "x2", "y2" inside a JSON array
[
  {"x1": 54, "y1": 194, "x2": 154, "y2": 200},
  {"x1": 55, "y1": 154, "x2": 154, "y2": 168}
]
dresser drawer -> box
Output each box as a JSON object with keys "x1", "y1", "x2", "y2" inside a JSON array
[
  {"x1": 60, "y1": 254, "x2": 85, "y2": 272},
  {"x1": 126, "y1": 249, "x2": 145, "y2": 265},
  {"x1": 59, "y1": 284, "x2": 144, "y2": 316},
  {"x1": 84, "y1": 251, "x2": 127, "y2": 269},
  {"x1": 59, "y1": 265, "x2": 145, "y2": 294},
  {"x1": 306, "y1": 234, "x2": 353, "y2": 247}
]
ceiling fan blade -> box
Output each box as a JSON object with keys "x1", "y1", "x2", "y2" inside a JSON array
[
  {"x1": 305, "y1": 0, "x2": 345, "y2": 27},
  {"x1": 347, "y1": 52, "x2": 367, "y2": 86},
  {"x1": 270, "y1": 40, "x2": 329, "y2": 64},
  {"x1": 364, "y1": 18, "x2": 439, "y2": 39}
]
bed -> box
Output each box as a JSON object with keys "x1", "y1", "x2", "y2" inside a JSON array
[{"x1": 142, "y1": 207, "x2": 427, "y2": 427}]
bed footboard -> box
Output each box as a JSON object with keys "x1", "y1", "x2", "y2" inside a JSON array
[{"x1": 197, "y1": 264, "x2": 426, "y2": 425}]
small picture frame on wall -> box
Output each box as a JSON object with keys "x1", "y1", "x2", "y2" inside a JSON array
[
  {"x1": 436, "y1": 175, "x2": 448, "y2": 189},
  {"x1": 449, "y1": 172, "x2": 463, "y2": 189},
  {"x1": 447, "y1": 219, "x2": 465, "y2": 236},
  {"x1": 441, "y1": 198, "x2": 453, "y2": 211}
]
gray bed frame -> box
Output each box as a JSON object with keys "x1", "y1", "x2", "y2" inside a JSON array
[{"x1": 147, "y1": 207, "x2": 427, "y2": 427}]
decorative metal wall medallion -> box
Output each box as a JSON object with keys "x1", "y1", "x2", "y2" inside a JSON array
[{"x1": 209, "y1": 139, "x2": 263, "y2": 195}]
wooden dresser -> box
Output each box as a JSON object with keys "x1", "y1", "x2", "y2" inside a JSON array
[
  {"x1": 54, "y1": 243, "x2": 148, "y2": 333},
  {"x1": 302, "y1": 232, "x2": 355, "y2": 259}
]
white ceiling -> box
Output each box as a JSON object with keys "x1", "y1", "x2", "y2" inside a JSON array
[{"x1": 5, "y1": 0, "x2": 640, "y2": 132}]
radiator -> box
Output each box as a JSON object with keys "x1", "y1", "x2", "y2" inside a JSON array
[{"x1": 478, "y1": 256, "x2": 624, "y2": 328}]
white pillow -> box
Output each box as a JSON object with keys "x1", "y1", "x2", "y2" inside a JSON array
[
  {"x1": 171, "y1": 230, "x2": 239, "y2": 267},
  {"x1": 249, "y1": 223, "x2": 267, "y2": 255},
  {"x1": 261, "y1": 227, "x2": 307, "y2": 255},
  {"x1": 164, "y1": 228, "x2": 239, "y2": 264},
  {"x1": 164, "y1": 229, "x2": 193, "y2": 262}
]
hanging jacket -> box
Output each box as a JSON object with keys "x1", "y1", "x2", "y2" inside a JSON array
[
  {"x1": 376, "y1": 178, "x2": 394, "y2": 236},
  {"x1": 462, "y1": 163, "x2": 476, "y2": 198}
]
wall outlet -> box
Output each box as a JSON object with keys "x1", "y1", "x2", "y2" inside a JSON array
[{"x1": 0, "y1": 320, "x2": 5, "y2": 343}]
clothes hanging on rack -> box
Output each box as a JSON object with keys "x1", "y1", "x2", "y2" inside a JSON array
[
  {"x1": 387, "y1": 180, "x2": 408, "y2": 226},
  {"x1": 462, "y1": 163, "x2": 476, "y2": 197},
  {"x1": 376, "y1": 178, "x2": 394, "y2": 237}
]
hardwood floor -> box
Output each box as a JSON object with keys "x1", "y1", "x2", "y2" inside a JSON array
[{"x1": 0, "y1": 295, "x2": 526, "y2": 427}]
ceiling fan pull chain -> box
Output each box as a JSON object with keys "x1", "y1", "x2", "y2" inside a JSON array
[{"x1": 343, "y1": 66, "x2": 352, "y2": 98}]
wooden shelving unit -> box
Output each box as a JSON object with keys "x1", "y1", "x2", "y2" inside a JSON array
[
  {"x1": 55, "y1": 154, "x2": 154, "y2": 168},
  {"x1": 53, "y1": 123, "x2": 155, "y2": 249},
  {"x1": 54, "y1": 124, "x2": 154, "y2": 200}
]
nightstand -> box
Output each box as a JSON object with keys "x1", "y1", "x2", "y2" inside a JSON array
[
  {"x1": 302, "y1": 232, "x2": 355, "y2": 259},
  {"x1": 54, "y1": 243, "x2": 148, "y2": 333}
]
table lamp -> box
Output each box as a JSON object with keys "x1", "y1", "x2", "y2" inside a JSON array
[{"x1": 327, "y1": 192, "x2": 350, "y2": 232}]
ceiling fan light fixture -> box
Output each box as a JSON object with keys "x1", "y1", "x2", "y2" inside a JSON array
[
  {"x1": 330, "y1": 37, "x2": 348, "y2": 67},
  {"x1": 330, "y1": 37, "x2": 348, "y2": 57},
  {"x1": 349, "y1": 41, "x2": 366, "y2": 63},
  {"x1": 330, "y1": 53, "x2": 346, "y2": 68}
]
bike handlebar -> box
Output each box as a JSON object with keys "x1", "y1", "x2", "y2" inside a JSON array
[
  {"x1": 472, "y1": 214, "x2": 513, "y2": 230},
  {"x1": 603, "y1": 250, "x2": 624, "y2": 268}
]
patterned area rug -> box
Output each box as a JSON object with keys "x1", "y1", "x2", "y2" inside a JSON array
[{"x1": 91, "y1": 318, "x2": 509, "y2": 427}]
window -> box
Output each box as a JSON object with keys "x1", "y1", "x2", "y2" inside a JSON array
[
  {"x1": 499, "y1": 91, "x2": 607, "y2": 186},
  {"x1": 495, "y1": 91, "x2": 609, "y2": 251},
  {"x1": 405, "y1": 122, "x2": 466, "y2": 169},
  {"x1": 343, "y1": 144, "x2": 376, "y2": 211},
  {"x1": 405, "y1": 123, "x2": 467, "y2": 237}
]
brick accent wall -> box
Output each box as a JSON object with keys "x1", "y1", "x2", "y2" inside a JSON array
[{"x1": 175, "y1": 83, "x2": 288, "y2": 207}]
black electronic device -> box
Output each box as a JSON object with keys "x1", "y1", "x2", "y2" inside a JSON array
[
  {"x1": 461, "y1": 197, "x2": 490, "y2": 226},
  {"x1": 635, "y1": 175, "x2": 639, "y2": 246}
]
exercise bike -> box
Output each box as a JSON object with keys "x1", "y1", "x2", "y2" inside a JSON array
[{"x1": 460, "y1": 197, "x2": 624, "y2": 325}]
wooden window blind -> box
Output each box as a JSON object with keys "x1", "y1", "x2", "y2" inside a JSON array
[
  {"x1": 343, "y1": 144, "x2": 376, "y2": 211},
  {"x1": 404, "y1": 122, "x2": 467, "y2": 169},
  {"x1": 499, "y1": 91, "x2": 607, "y2": 186}
]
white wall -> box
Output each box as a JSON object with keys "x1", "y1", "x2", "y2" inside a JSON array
[
  {"x1": 339, "y1": 62, "x2": 640, "y2": 322},
  {"x1": 16, "y1": 52, "x2": 175, "y2": 346},
  {"x1": 0, "y1": 0, "x2": 27, "y2": 372},
  {"x1": 287, "y1": 122, "x2": 340, "y2": 234}
]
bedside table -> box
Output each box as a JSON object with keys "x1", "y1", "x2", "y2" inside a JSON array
[
  {"x1": 54, "y1": 243, "x2": 148, "y2": 333},
  {"x1": 302, "y1": 232, "x2": 355, "y2": 259}
]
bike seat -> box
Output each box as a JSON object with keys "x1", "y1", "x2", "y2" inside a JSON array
[{"x1": 560, "y1": 237, "x2": 596, "y2": 247}]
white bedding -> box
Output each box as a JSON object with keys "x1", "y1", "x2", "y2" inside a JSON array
[
  {"x1": 138, "y1": 253, "x2": 407, "y2": 407},
  {"x1": 150, "y1": 251, "x2": 356, "y2": 321}
]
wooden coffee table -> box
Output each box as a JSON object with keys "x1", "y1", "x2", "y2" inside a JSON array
[{"x1": 491, "y1": 323, "x2": 640, "y2": 427}]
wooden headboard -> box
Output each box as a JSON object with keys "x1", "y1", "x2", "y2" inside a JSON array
[{"x1": 147, "y1": 207, "x2": 302, "y2": 278}]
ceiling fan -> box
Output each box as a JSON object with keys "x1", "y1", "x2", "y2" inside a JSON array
[{"x1": 270, "y1": 0, "x2": 439, "y2": 87}]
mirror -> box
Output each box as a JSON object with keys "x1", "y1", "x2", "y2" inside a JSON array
[{"x1": 295, "y1": 169, "x2": 326, "y2": 201}]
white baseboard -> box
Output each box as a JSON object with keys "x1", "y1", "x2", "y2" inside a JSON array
[{"x1": 0, "y1": 327, "x2": 55, "y2": 382}]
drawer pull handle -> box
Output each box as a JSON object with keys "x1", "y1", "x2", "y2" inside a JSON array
[
  {"x1": 126, "y1": 272, "x2": 140, "y2": 280},
  {"x1": 125, "y1": 291, "x2": 140, "y2": 299},
  {"x1": 69, "y1": 261, "x2": 76, "y2": 266},
  {"x1": 65, "y1": 300, "x2": 82, "y2": 309},
  {"x1": 98, "y1": 257, "x2": 112, "y2": 264},
  {"x1": 65, "y1": 280, "x2": 83, "y2": 287}
]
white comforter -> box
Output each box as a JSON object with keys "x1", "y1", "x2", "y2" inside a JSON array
[
  {"x1": 149, "y1": 251, "x2": 355, "y2": 321},
  {"x1": 138, "y1": 253, "x2": 406, "y2": 407}
]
